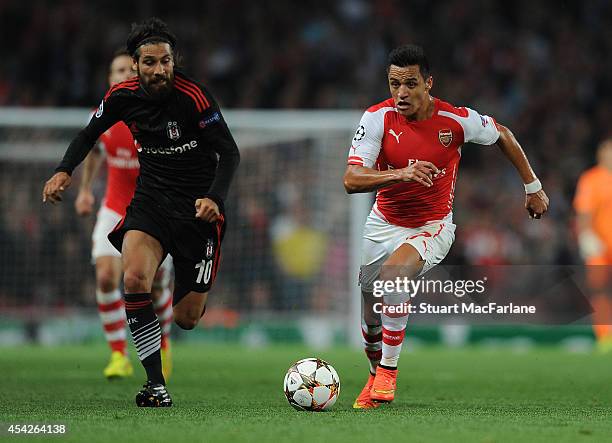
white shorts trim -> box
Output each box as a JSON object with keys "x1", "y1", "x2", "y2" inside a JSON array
[
  {"x1": 92, "y1": 206, "x2": 123, "y2": 260},
  {"x1": 360, "y1": 209, "x2": 456, "y2": 291}
]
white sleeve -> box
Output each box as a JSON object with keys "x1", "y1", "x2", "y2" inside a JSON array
[
  {"x1": 347, "y1": 110, "x2": 384, "y2": 168},
  {"x1": 461, "y1": 107, "x2": 500, "y2": 145}
]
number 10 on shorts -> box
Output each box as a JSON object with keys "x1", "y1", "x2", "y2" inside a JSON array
[{"x1": 195, "y1": 259, "x2": 213, "y2": 284}]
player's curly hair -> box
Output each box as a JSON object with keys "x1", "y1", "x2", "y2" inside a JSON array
[
  {"x1": 126, "y1": 17, "x2": 177, "y2": 58},
  {"x1": 387, "y1": 44, "x2": 430, "y2": 79}
]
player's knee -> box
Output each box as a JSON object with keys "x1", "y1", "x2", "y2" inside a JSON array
[
  {"x1": 123, "y1": 270, "x2": 150, "y2": 293},
  {"x1": 97, "y1": 269, "x2": 118, "y2": 293}
]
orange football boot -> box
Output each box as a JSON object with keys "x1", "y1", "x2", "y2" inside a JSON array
[
  {"x1": 353, "y1": 373, "x2": 381, "y2": 409},
  {"x1": 370, "y1": 366, "x2": 398, "y2": 403}
]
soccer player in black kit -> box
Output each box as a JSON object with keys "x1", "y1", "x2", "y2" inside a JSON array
[{"x1": 42, "y1": 18, "x2": 240, "y2": 407}]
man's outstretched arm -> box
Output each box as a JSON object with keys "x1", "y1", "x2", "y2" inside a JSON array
[
  {"x1": 74, "y1": 147, "x2": 104, "y2": 216},
  {"x1": 495, "y1": 124, "x2": 549, "y2": 219},
  {"x1": 43, "y1": 98, "x2": 119, "y2": 204}
]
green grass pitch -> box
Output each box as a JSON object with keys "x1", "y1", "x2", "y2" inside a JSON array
[{"x1": 1, "y1": 344, "x2": 611, "y2": 442}]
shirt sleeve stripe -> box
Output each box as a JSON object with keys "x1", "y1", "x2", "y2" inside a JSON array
[
  {"x1": 175, "y1": 84, "x2": 204, "y2": 112},
  {"x1": 104, "y1": 79, "x2": 139, "y2": 101},
  {"x1": 176, "y1": 76, "x2": 210, "y2": 108},
  {"x1": 175, "y1": 76, "x2": 210, "y2": 110}
]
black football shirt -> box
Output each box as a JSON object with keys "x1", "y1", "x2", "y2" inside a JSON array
[{"x1": 56, "y1": 71, "x2": 240, "y2": 218}]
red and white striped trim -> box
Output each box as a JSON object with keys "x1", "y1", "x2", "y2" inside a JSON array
[
  {"x1": 381, "y1": 327, "x2": 406, "y2": 346},
  {"x1": 361, "y1": 327, "x2": 383, "y2": 343},
  {"x1": 103, "y1": 319, "x2": 126, "y2": 333},
  {"x1": 347, "y1": 155, "x2": 364, "y2": 166},
  {"x1": 99, "y1": 308, "x2": 126, "y2": 324}
]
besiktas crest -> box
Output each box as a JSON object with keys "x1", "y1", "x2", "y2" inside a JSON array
[{"x1": 167, "y1": 121, "x2": 181, "y2": 140}]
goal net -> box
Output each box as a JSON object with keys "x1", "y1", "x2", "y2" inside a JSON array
[{"x1": 0, "y1": 108, "x2": 368, "y2": 347}]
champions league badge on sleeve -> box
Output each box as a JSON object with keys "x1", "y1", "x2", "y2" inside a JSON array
[
  {"x1": 198, "y1": 112, "x2": 221, "y2": 129},
  {"x1": 353, "y1": 125, "x2": 366, "y2": 142}
]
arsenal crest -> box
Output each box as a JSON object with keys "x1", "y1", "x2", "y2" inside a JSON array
[
  {"x1": 438, "y1": 129, "x2": 453, "y2": 147},
  {"x1": 167, "y1": 121, "x2": 181, "y2": 140},
  {"x1": 205, "y1": 238, "x2": 214, "y2": 259}
]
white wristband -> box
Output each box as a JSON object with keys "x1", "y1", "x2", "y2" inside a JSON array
[{"x1": 524, "y1": 178, "x2": 542, "y2": 194}]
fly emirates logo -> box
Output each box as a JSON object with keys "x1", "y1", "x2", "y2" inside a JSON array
[
  {"x1": 135, "y1": 139, "x2": 198, "y2": 155},
  {"x1": 385, "y1": 159, "x2": 447, "y2": 179}
]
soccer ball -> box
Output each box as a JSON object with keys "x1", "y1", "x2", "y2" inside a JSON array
[{"x1": 283, "y1": 358, "x2": 340, "y2": 411}]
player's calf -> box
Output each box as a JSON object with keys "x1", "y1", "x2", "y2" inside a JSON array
[
  {"x1": 174, "y1": 314, "x2": 199, "y2": 330},
  {"x1": 173, "y1": 290, "x2": 208, "y2": 330}
]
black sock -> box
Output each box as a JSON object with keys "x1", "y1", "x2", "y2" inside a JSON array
[
  {"x1": 379, "y1": 364, "x2": 398, "y2": 371},
  {"x1": 125, "y1": 293, "x2": 165, "y2": 385}
]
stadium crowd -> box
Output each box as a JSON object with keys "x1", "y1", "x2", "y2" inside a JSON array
[{"x1": 1, "y1": 0, "x2": 611, "y2": 310}]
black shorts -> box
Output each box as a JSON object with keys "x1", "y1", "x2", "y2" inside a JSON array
[{"x1": 108, "y1": 202, "x2": 226, "y2": 304}]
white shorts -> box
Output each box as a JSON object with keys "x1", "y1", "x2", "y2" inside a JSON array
[
  {"x1": 360, "y1": 206, "x2": 456, "y2": 292},
  {"x1": 92, "y1": 206, "x2": 173, "y2": 289},
  {"x1": 92, "y1": 206, "x2": 123, "y2": 260}
]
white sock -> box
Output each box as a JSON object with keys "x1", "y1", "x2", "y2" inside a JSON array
[
  {"x1": 96, "y1": 289, "x2": 127, "y2": 354},
  {"x1": 380, "y1": 290, "x2": 410, "y2": 368}
]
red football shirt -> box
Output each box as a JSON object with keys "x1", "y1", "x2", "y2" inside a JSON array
[
  {"x1": 348, "y1": 98, "x2": 499, "y2": 228},
  {"x1": 98, "y1": 122, "x2": 140, "y2": 215}
]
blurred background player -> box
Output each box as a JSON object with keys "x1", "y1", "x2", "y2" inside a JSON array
[
  {"x1": 344, "y1": 44, "x2": 549, "y2": 408},
  {"x1": 573, "y1": 137, "x2": 612, "y2": 352},
  {"x1": 74, "y1": 50, "x2": 174, "y2": 380}
]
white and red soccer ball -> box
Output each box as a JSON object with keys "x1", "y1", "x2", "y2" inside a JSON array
[{"x1": 283, "y1": 358, "x2": 340, "y2": 411}]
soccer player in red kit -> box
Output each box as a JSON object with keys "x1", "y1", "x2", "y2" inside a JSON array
[
  {"x1": 344, "y1": 45, "x2": 549, "y2": 408},
  {"x1": 74, "y1": 50, "x2": 174, "y2": 380}
]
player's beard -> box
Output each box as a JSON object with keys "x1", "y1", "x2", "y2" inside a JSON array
[{"x1": 141, "y1": 72, "x2": 174, "y2": 100}]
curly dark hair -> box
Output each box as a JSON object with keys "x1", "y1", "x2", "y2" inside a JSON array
[{"x1": 126, "y1": 17, "x2": 177, "y2": 58}]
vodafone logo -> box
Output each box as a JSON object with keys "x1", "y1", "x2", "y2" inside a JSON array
[{"x1": 137, "y1": 140, "x2": 198, "y2": 155}]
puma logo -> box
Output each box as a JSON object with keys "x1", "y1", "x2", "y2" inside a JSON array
[{"x1": 388, "y1": 129, "x2": 403, "y2": 143}]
